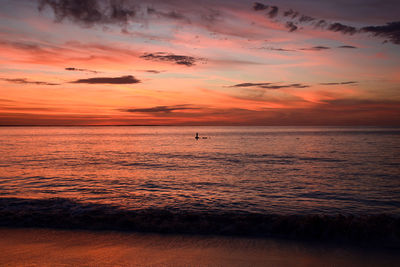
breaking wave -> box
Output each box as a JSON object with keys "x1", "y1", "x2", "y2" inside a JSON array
[{"x1": 1, "y1": 197, "x2": 399, "y2": 247}]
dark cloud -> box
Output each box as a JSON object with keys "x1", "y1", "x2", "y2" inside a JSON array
[
  {"x1": 259, "y1": 46, "x2": 350, "y2": 52},
  {"x1": 285, "y1": 21, "x2": 298, "y2": 32},
  {"x1": 37, "y1": 0, "x2": 229, "y2": 39},
  {"x1": 268, "y1": 4, "x2": 400, "y2": 45},
  {"x1": 201, "y1": 9, "x2": 222, "y2": 23},
  {"x1": 147, "y1": 7, "x2": 188, "y2": 21},
  {"x1": 264, "y1": 83, "x2": 310, "y2": 89},
  {"x1": 315, "y1": 19, "x2": 327, "y2": 29},
  {"x1": 340, "y1": 81, "x2": 358, "y2": 85},
  {"x1": 338, "y1": 45, "x2": 357, "y2": 49},
  {"x1": 320, "y1": 81, "x2": 358, "y2": 85},
  {"x1": 0, "y1": 78, "x2": 59, "y2": 86},
  {"x1": 251, "y1": 3, "x2": 278, "y2": 18},
  {"x1": 231, "y1": 82, "x2": 271, "y2": 88},
  {"x1": 38, "y1": 0, "x2": 136, "y2": 26},
  {"x1": 328, "y1": 23, "x2": 358, "y2": 35},
  {"x1": 140, "y1": 52, "x2": 201, "y2": 67},
  {"x1": 300, "y1": 46, "x2": 331, "y2": 51},
  {"x1": 254, "y1": 4, "x2": 360, "y2": 37},
  {"x1": 123, "y1": 105, "x2": 197, "y2": 113},
  {"x1": 253, "y1": 2, "x2": 268, "y2": 11},
  {"x1": 65, "y1": 67, "x2": 98, "y2": 73},
  {"x1": 162, "y1": 11, "x2": 186, "y2": 20},
  {"x1": 252, "y1": 3, "x2": 400, "y2": 45},
  {"x1": 72, "y1": 75, "x2": 140, "y2": 84},
  {"x1": 268, "y1": 6, "x2": 279, "y2": 18},
  {"x1": 262, "y1": 47, "x2": 296, "y2": 52},
  {"x1": 361, "y1": 21, "x2": 400, "y2": 44},
  {"x1": 299, "y1": 15, "x2": 315, "y2": 23},
  {"x1": 143, "y1": 70, "x2": 162, "y2": 74},
  {"x1": 231, "y1": 82, "x2": 309, "y2": 89},
  {"x1": 283, "y1": 9, "x2": 299, "y2": 19}
]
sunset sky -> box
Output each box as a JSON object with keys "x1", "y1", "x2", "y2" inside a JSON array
[{"x1": 0, "y1": 0, "x2": 399, "y2": 126}]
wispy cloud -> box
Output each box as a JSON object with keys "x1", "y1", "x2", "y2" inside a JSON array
[
  {"x1": 320, "y1": 81, "x2": 358, "y2": 85},
  {"x1": 253, "y1": 3, "x2": 278, "y2": 18},
  {"x1": 147, "y1": 7, "x2": 189, "y2": 22},
  {"x1": 285, "y1": 21, "x2": 298, "y2": 32},
  {"x1": 257, "y1": 46, "x2": 348, "y2": 52},
  {"x1": 38, "y1": 0, "x2": 136, "y2": 26},
  {"x1": 230, "y1": 82, "x2": 310, "y2": 89},
  {"x1": 140, "y1": 52, "x2": 203, "y2": 67},
  {"x1": 283, "y1": 9, "x2": 300, "y2": 19},
  {"x1": 361, "y1": 21, "x2": 400, "y2": 44},
  {"x1": 338, "y1": 45, "x2": 357, "y2": 49},
  {"x1": 254, "y1": 2, "x2": 357, "y2": 36},
  {"x1": 328, "y1": 23, "x2": 358, "y2": 35},
  {"x1": 122, "y1": 105, "x2": 198, "y2": 113},
  {"x1": 0, "y1": 78, "x2": 59, "y2": 86},
  {"x1": 65, "y1": 67, "x2": 99, "y2": 73},
  {"x1": 72, "y1": 75, "x2": 140, "y2": 84},
  {"x1": 252, "y1": 2, "x2": 400, "y2": 44},
  {"x1": 322, "y1": 98, "x2": 400, "y2": 108},
  {"x1": 37, "y1": 0, "x2": 400, "y2": 46},
  {"x1": 142, "y1": 70, "x2": 163, "y2": 74},
  {"x1": 0, "y1": 98, "x2": 16, "y2": 103},
  {"x1": 253, "y1": 2, "x2": 269, "y2": 11},
  {"x1": 268, "y1": 6, "x2": 279, "y2": 19},
  {"x1": 0, "y1": 39, "x2": 143, "y2": 67},
  {"x1": 259, "y1": 46, "x2": 297, "y2": 52},
  {"x1": 300, "y1": 46, "x2": 331, "y2": 51}
]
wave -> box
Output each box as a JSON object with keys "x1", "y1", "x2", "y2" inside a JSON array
[{"x1": 1, "y1": 197, "x2": 399, "y2": 247}]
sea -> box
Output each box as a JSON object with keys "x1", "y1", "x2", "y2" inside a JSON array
[{"x1": 0, "y1": 126, "x2": 399, "y2": 240}]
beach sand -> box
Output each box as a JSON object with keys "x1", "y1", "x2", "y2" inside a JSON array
[{"x1": 0, "y1": 228, "x2": 399, "y2": 266}]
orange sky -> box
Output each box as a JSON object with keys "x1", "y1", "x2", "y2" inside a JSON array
[{"x1": 0, "y1": 0, "x2": 399, "y2": 125}]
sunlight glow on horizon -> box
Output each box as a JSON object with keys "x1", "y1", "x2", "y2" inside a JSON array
[{"x1": 0, "y1": 0, "x2": 399, "y2": 126}]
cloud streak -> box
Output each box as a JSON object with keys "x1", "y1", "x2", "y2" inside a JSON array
[
  {"x1": 231, "y1": 82, "x2": 310, "y2": 89},
  {"x1": 142, "y1": 70, "x2": 163, "y2": 74},
  {"x1": 285, "y1": 21, "x2": 298, "y2": 32},
  {"x1": 252, "y1": 2, "x2": 400, "y2": 44},
  {"x1": 260, "y1": 47, "x2": 297, "y2": 52},
  {"x1": 320, "y1": 81, "x2": 358, "y2": 85},
  {"x1": 38, "y1": 0, "x2": 136, "y2": 26},
  {"x1": 140, "y1": 52, "x2": 203, "y2": 67},
  {"x1": 268, "y1": 6, "x2": 279, "y2": 19},
  {"x1": 72, "y1": 75, "x2": 140, "y2": 84},
  {"x1": 253, "y1": 2, "x2": 268, "y2": 11},
  {"x1": 122, "y1": 105, "x2": 198, "y2": 113},
  {"x1": 147, "y1": 7, "x2": 189, "y2": 22},
  {"x1": 338, "y1": 45, "x2": 357, "y2": 49},
  {"x1": 65, "y1": 67, "x2": 99, "y2": 73},
  {"x1": 328, "y1": 23, "x2": 357, "y2": 35},
  {"x1": 0, "y1": 78, "x2": 59, "y2": 86},
  {"x1": 300, "y1": 46, "x2": 330, "y2": 51},
  {"x1": 361, "y1": 21, "x2": 400, "y2": 45}
]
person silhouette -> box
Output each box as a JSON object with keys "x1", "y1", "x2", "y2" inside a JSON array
[{"x1": 195, "y1": 132, "x2": 199, "y2": 140}]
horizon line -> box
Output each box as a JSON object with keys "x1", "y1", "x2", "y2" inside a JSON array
[{"x1": 0, "y1": 125, "x2": 399, "y2": 127}]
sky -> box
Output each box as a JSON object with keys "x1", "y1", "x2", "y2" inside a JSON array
[{"x1": 0, "y1": 0, "x2": 399, "y2": 126}]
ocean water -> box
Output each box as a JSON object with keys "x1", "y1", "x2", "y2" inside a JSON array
[
  {"x1": 1, "y1": 126, "x2": 400, "y2": 242},
  {"x1": 0, "y1": 126, "x2": 399, "y2": 215}
]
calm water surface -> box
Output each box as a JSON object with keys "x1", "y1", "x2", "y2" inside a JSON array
[{"x1": 0, "y1": 126, "x2": 399, "y2": 215}]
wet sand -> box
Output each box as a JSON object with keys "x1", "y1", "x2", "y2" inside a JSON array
[{"x1": 0, "y1": 228, "x2": 399, "y2": 266}]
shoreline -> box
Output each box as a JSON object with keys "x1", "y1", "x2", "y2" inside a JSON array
[
  {"x1": 1, "y1": 197, "x2": 400, "y2": 249},
  {"x1": 1, "y1": 227, "x2": 400, "y2": 266}
]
